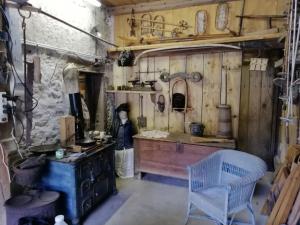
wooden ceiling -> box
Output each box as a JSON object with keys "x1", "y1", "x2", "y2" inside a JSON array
[{"x1": 101, "y1": 0, "x2": 160, "y2": 7}]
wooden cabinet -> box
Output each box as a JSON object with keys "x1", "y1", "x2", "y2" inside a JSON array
[
  {"x1": 134, "y1": 134, "x2": 235, "y2": 179},
  {"x1": 38, "y1": 143, "x2": 116, "y2": 225}
]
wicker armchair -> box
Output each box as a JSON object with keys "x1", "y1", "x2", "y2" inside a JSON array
[{"x1": 185, "y1": 150, "x2": 267, "y2": 225}]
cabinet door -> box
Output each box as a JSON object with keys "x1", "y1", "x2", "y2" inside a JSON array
[
  {"x1": 93, "y1": 176, "x2": 109, "y2": 204},
  {"x1": 80, "y1": 179, "x2": 92, "y2": 198},
  {"x1": 79, "y1": 160, "x2": 93, "y2": 180},
  {"x1": 176, "y1": 144, "x2": 219, "y2": 167}
]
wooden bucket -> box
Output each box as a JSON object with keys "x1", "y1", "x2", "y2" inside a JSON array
[{"x1": 217, "y1": 104, "x2": 232, "y2": 138}]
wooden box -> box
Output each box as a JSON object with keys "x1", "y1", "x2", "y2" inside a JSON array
[
  {"x1": 134, "y1": 133, "x2": 236, "y2": 179},
  {"x1": 60, "y1": 115, "x2": 75, "y2": 147}
]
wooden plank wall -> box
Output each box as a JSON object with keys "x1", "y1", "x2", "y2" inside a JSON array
[
  {"x1": 112, "y1": 51, "x2": 242, "y2": 138},
  {"x1": 238, "y1": 64, "x2": 274, "y2": 161},
  {"x1": 114, "y1": 0, "x2": 287, "y2": 46}
]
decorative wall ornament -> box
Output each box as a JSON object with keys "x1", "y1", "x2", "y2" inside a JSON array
[
  {"x1": 215, "y1": 3, "x2": 229, "y2": 31},
  {"x1": 195, "y1": 10, "x2": 207, "y2": 35}
]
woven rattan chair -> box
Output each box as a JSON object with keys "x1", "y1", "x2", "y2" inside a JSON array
[{"x1": 185, "y1": 150, "x2": 267, "y2": 225}]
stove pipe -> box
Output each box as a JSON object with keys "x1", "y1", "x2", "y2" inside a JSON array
[{"x1": 69, "y1": 93, "x2": 84, "y2": 140}]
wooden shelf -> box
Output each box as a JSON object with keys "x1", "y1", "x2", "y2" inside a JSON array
[
  {"x1": 106, "y1": 90, "x2": 160, "y2": 94},
  {"x1": 108, "y1": 32, "x2": 286, "y2": 52}
]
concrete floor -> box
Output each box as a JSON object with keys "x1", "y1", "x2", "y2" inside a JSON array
[{"x1": 84, "y1": 173, "x2": 272, "y2": 225}]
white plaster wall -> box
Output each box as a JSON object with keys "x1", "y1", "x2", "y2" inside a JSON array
[{"x1": 7, "y1": 0, "x2": 112, "y2": 145}]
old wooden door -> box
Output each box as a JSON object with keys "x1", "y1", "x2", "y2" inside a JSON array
[{"x1": 238, "y1": 64, "x2": 276, "y2": 166}]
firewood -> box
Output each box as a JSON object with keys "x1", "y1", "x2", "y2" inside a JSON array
[
  {"x1": 261, "y1": 166, "x2": 289, "y2": 215},
  {"x1": 287, "y1": 190, "x2": 300, "y2": 225},
  {"x1": 267, "y1": 166, "x2": 300, "y2": 225}
]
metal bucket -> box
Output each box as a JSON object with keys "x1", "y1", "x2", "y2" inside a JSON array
[{"x1": 217, "y1": 104, "x2": 232, "y2": 138}]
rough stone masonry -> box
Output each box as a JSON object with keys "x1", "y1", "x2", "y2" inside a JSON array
[
  {"x1": 0, "y1": 1, "x2": 112, "y2": 224},
  {"x1": 8, "y1": 0, "x2": 112, "y2": 145}
]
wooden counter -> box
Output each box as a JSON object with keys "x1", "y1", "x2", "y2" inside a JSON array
[{"x1": 134, "y1": 133, "x2": 236, "y2": 179}]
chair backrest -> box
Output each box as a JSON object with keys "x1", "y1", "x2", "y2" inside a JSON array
[
  {"x1": 215, "y1": 150, "x2": 266, "y2": 183},
  {"x1": 214, "y1": 150, "x2": 267, "y2": 211}
]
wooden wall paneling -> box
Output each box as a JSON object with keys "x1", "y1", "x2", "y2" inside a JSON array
[
  {"x1": 142, "y1": 57, "x2": 155, "y2": 130},
  {"x1": 202, "y1": 53, "x2": 222, "y2": 136},
  {"x1": 242, "y1": 0, "x2": 281, "y2": 34},
  {"x1": 154, "y1": 56, "x2": 170, "y2": 131},
  {"x1": 185, "y1": 54, "x2": 205, "y2": 134},
  {"x1": 114, "y1": 14, "x2": 126, "y2": 45},
  {"x1": 113, "y1": 0, "x2": 286, "y2": 47},
  {"x1": 238, "y1": 66, "x2": 275, "y2": 161},
  {"x1": 247, "y1": 70, "x2": 263, "y2": 156},
  {"x1": 238, "y1": 64, "x2": 250, "y2": 151},
  {"x1": 113, "y1": 61, "x2": 124, "y2": 89},
  {"x1": 169, "y1": 55, "x2": 186, "y2": 132},
  {"x1": 113, "y1": 63, "x2": 127, "y2": 106},
  {"x1": 128, "y1": 58, "x2": 149, "y2": 131},
  {"x1": 107, "y1": 0, "x2": 242, "y2": 15},
  {"x1": 126, "y1": 93, "x2": 139, "y2": 132},
  {"x1": 222, "y1": 51, "x2": 242, "y2": 138},
  {"x1": 258, "y1": 70, "x2": 274, "y2": 160},
  {"x1": 275, "y1": 0, "x2": 289, "y2": 31}
]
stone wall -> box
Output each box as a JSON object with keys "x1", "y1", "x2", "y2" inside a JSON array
[
  {"x1": 0, "y1": 1, "x2": 112, "y2": 224},
  {"x1": 8, "y1": 0, "x2": 112, "y2": 145}
]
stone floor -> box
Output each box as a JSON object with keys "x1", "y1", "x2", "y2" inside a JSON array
[{"x1": 84, "y1": 173, "x2": 272, "y2": 225}]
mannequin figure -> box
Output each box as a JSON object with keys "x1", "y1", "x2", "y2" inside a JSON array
[
  {"x1": 112, "y1": 103, "x2": 135, "y2": 178},
  {"x1": 112, "y1": 103, "x2": 133, "y2": 150}
]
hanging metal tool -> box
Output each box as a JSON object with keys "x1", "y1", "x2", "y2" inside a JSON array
[
  {"x1": 153, "y1": 15, "x2": 165, "y2": 37},
  {"x1": 160, "y1": 72, "x2": 203, "y2": 83},
  {"x1": 18, "y1": 7, "x2": 32, "y2": 146},
  {"x1": 128, "y1": 16, "x2": 192, "y2": 30},
  {"x1": 18, "y1": 7, "x2": 31, "y2": 103},
  {"x1": 127, "y1": 13, "x2": 191, "y2": 37},
  {"x1": 137, "y1": 95, "x2": 147, "y2": 128},
  {"x1": 141, "y1": 13, "x2": 152, "y2": 36},
  {"x1": 128, "y1": 9, "x2": 137, "y2": 37},
  {"x1": 157, "y1": 95, "x2": 165, "y2": 113},
  {"x1": 238, "y1": 0, "x2": 246, "y2": 36},
  {"x1": 171, "y1": 79, "x2": 189, "y2": 112}
]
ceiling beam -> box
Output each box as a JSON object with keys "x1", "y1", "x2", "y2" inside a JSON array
[{"x1": 107, "y1": 0, "x2": 240, "y2": 15}]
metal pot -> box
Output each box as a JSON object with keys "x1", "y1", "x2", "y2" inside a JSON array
[{"x1": 190, "y1": 122, "x2": 205, "y2": 137}]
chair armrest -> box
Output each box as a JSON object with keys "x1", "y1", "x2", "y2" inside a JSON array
[
  {"x1": 228, "y1": 170, "x2": 266, "y2": 189},
  {"x1": 187, "y1": 155, "x2": 221, "y2": 192},
  {"x1": 226, "y1": 173, "x2": 266, "y2": 211},
  {"x1": 196, "y1": 184, "x2": 231, "y2": 193}
]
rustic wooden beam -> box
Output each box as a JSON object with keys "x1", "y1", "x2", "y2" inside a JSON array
[
  {"x1": 108, "y1": 32, "x2": 286, "y2": 52},
  {"x1": 107, "y1": 0, "x2": 241, "y2": 15}
]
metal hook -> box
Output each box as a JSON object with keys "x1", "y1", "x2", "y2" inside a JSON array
[
  {"x1": 18, "y1": 7, "x2": 31, "y2": 29},
  {"x1": 17, "y1": 7, "x2": 32, "y2": 19}
]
